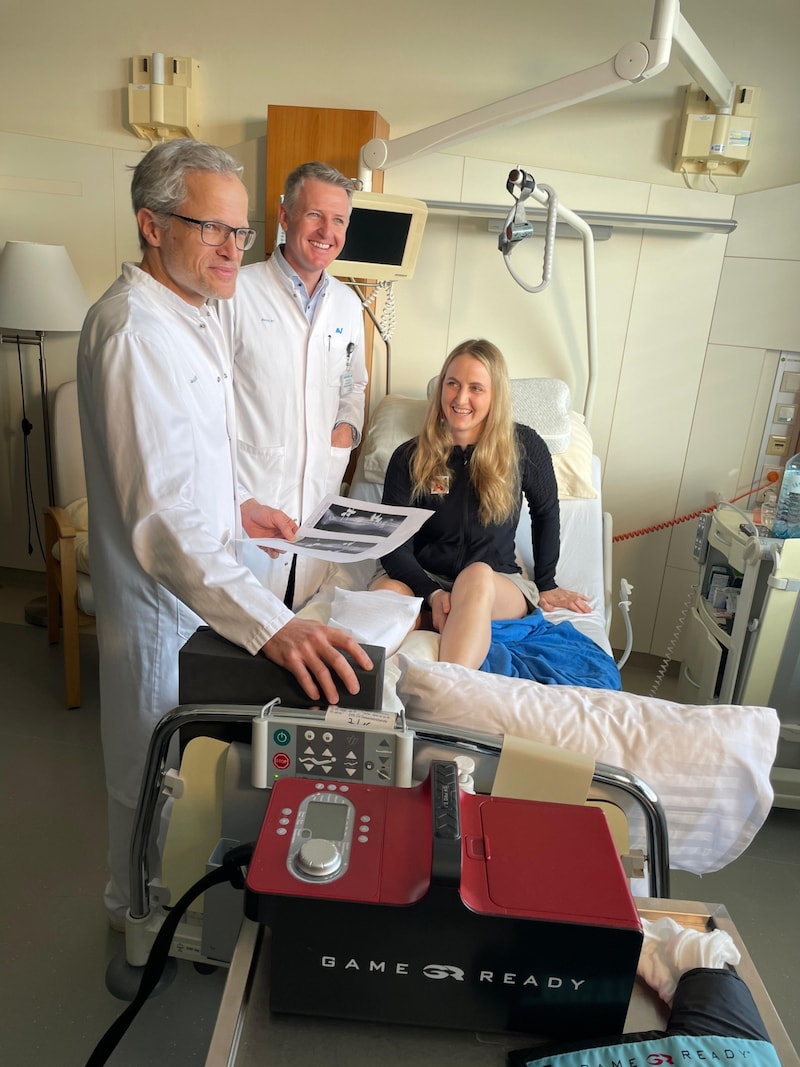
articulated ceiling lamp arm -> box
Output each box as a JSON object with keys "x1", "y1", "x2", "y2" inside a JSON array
[
  {"x1": 358, "y1": 1, "x2": 689, "y2": 184},
  {"x1": 357, "y1": 1, "x2": 735, "y2": 185}
]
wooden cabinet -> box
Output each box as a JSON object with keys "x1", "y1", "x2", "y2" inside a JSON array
[{"x1": 265, "y1": 104, "x2": 389, "y2": 256}]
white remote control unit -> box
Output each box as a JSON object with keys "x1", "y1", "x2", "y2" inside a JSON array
[{"x1": 251, "y1": 709, "x2": 414, "y2": 789}]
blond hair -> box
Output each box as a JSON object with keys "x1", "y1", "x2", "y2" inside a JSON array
[{"x1": 410, "y1": 339, "x2": 519, "y2": 525}]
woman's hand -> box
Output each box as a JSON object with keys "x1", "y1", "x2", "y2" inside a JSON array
[
  {"x1": 538, "y1": 585, "x2": 592, "y2": 614},
  {"x1": 428, "y1": 588, "x2": 451, "y2": 632}
]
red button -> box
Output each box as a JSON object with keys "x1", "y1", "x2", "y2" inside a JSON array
[{"x1": 273, "y1": 753, "x2": 291, "y2": 770}]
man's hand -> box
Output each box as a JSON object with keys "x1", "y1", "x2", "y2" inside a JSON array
[
  {"x1": 538, "y1": 585, "x2": 592, "y2": 614},
  {"x1": 331, "y1": 423, "x2": 355, "y2": 449},
  {"x1": 263, "y1": 618, "x2": 373, "y2": 705},
  {"x1": 241, "y1": 499, "x2": 297, "y2": 558}
]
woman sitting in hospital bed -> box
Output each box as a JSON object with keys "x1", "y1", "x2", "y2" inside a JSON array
[{"x1": 369, "y1": 338, "x2": 591, "y2": 670}]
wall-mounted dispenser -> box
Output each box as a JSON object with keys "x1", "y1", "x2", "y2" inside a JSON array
[{"x1": 127, "y1": 53, "x2": 200, "y2": 142}]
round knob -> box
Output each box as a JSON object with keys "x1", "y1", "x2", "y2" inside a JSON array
[
  {"x1": 295, "y1": 838, "x2": 342, "y2": 878},
  {"x1": 454, "y1": 755, "x2": 476, "y2": 776}
]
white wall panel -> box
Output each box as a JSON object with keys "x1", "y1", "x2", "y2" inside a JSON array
[
  {"x1": 710, "y1": 258, "x2": 800, "y2": 351},
  {"x1": 727, "y1": 184, "x2": 800, "y2": 261},
  {"x1": 604, "y1": 224, "x2": 728, "y2": 651}
]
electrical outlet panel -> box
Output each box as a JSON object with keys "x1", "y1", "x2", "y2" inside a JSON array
[
  {"x1": 673, "y1": 84, "x2": 760, "y2": 177},
  {"x1": 127, "y1": 55, "x2": 200, "y2": 142},
  {"x1": 754, "y1": 352, "x2": 800, "y2": 502},
  {"x1": 767, "y1": 434, "x2": 791, "y2": 457}
]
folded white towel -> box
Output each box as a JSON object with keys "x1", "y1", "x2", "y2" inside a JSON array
[
  {"x1": 330, "y1": 587, "x2": 423, "y2": 656},
  {"x1": 637, "y1": 916, "x2": 741, "y2": 1006}
]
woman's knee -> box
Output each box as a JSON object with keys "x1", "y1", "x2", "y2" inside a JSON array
[
  {"x1": 369, "y1": 575, "x2": 413, "y2": 597},
  {"x1": 452, "y1": 562, "x2": 494, "y2": 598}
]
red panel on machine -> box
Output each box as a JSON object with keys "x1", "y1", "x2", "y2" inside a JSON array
[{"x1": 460, "y1": 795, "x2": 640, "y2": 929}]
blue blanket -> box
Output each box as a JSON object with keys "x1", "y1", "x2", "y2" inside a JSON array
[{"x1": 480, "y1": 611, "x2": 621, "y2": 689}]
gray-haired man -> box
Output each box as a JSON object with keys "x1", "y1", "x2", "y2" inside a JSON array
[{"x1": 78, "y1": 141, "x2": 371, "y2": 923}]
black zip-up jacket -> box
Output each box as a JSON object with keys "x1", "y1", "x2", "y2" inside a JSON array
[{"x1": 380, "y1": 423, "x2": 559, "y2": 604}]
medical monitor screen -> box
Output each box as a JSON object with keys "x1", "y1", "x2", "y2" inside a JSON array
[
  {"x1": 340, "y1": 208, "x2": 411, "y2": 267},
  {"x1": 328, "y1": 191, "x2": 427, "y2": 282}
]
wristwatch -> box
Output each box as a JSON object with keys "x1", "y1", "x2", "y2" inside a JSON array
[{"x1": 334, "y1": 422, "x2": 358, "y2": 445}]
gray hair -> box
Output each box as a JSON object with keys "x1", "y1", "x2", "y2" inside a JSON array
[
  {"x1": 282, "y1": 161, "x2": 356, "y2": 217},
  {"x1": 131, "y1": 139, "x2": 244, "y2": 250}
]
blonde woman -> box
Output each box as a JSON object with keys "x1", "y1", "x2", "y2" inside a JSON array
[{"x1": 372, "y1": 339, "x2": 590, "y2": 668}]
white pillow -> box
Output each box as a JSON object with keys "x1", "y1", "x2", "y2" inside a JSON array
[
  {"x1": 553, "y1": 412, "x2": 597, "y2": 500},
  {"x1": 361, "y1": 395, "x2": 427, "y2": 485},
  {"x1": 510, "y1": 378, "x2": 572, "y2": 454}
]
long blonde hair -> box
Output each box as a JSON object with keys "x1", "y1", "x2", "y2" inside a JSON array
[{"x1": 410, "y1": 339, "x2": 519, "y2": 525}]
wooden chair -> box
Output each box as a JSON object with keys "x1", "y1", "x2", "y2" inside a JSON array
[{"x1": 45, "y1": 380, "x2": 94, "y2": 708}]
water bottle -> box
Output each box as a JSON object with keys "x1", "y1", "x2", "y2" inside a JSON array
[{"x1": 771, "y1": 451, "x2": 800, "y2": 538}]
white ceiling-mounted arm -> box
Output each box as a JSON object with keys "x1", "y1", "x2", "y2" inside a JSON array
[
  {"x1": 359, "y1": 0, "x2": 734, "y2": 185},
  {"x1": 672, "y1": 13, "x2": 734, "y2": 110},
  {"x1": 360, "y1": 50, "x2": 652, "y2": 183}
]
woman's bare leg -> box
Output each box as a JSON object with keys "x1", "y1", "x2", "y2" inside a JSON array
[{"x1": 437, "y1": 563, "x2": 527, "y2": 669}]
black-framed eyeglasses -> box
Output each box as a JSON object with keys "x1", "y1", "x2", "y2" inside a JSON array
[{"x1": 170, "y1": 213, "x2": 257, "y2": 252}]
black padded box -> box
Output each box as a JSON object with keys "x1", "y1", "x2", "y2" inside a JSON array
[{"x1": 178, "y1": 627, "x2": 385, "y2": 711}]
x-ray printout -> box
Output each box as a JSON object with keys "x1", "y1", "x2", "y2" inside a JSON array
[{"x1": 245, "y1": 495, "x2": 434, "y2": 563}]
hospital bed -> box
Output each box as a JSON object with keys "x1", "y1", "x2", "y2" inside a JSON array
[{"x1": 299, "y1": 380, "x2": 779, "y2": 881}]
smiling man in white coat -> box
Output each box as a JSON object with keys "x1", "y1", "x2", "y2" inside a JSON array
[
  {"x1": 230, "y1": 161, "x2": 367, "y2": 609},
  {"x1": 78, "y1": 141, "x2": 372, "y2": 925}
]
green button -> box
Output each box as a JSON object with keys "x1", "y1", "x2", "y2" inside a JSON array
[{"x1": 273, "y1": 729, "x2": 291, "y2": 746}]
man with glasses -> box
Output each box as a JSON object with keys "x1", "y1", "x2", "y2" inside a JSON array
[
  {"x1": 78, "y1": 139, "x2": 372, "y2": 926},
  {"x1": 229, "y1": 161, "x2": 367, "y2": 610}
]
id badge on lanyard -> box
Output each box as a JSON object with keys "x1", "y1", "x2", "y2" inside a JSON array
[{"x1": 340, "y1": 341, "x2": 355, "y2": 396}]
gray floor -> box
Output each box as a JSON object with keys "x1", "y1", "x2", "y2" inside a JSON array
[{"x1": 1, "y1": 569, "x2": 798, "y2": 1065}]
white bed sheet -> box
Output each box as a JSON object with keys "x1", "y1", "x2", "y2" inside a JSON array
[{"x1": 517, "y1": 453, "x2": 610, "y2": 653}]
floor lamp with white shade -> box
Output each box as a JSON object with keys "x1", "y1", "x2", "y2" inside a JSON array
[{"x1": 0, "y1": 241, "x2": 90, "y2": 623}]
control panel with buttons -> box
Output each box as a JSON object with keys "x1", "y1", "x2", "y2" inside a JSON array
[{"x1": 253, "y1": 709, "x2": 414, "y2": 789}]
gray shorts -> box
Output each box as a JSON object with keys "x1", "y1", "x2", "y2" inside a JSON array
[{"x1": 370, "y1": 566, "x2": 539, "y2": 613}]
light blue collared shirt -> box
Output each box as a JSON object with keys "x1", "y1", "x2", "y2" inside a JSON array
[{"x1": 272, "y1": 244, "x2": 329, "y2": 324}]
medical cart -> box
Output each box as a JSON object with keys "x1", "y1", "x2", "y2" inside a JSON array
[
  {"x1": 677, "y1": 506, "x2": 800, "y2": 807},
  {"x1": 204, "y1": 902, "x2": 799, "y2": 1067}
]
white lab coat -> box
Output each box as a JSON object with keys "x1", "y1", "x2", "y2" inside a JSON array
[
  {"x1": 78, "y1": 264, "x2": 294, "y2": 808},
  {"x1": 228, "y1": 254, "x2": 366, "y2": 608}
]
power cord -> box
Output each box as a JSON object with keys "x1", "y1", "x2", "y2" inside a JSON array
[
  {"x1": 615, "y1": 579, "x2": 634, "y2": 670},
  {"x1": 16, "y1": 339, "x2": 45, "y2": 560},
  {"x1": 346, "y1": 278, "x2": 397, "y2": 393},
  {"x1": 84, "y1": 841, "x2": 254, "y2": 1067},
  {"x1": 613, "y1": 476, "x2": 780, "y2": 543},
  {"x1": 649, "y1": 577, "x2": 699, "y2": 697}
]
